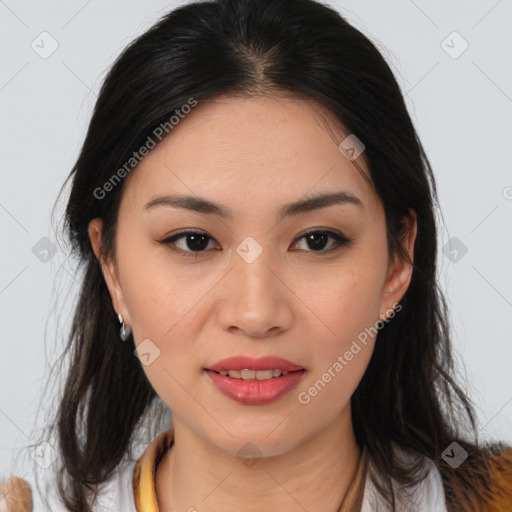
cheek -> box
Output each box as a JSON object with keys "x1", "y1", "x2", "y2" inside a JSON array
[
  {"x1": 119, "y1": 253, "x2": 209, "y2": 410},
  {"x1": 296, "y1": 341, "x2": 373, "y2": 420},
  {"x1": 123, "y1": 276, "x2": 214, "y2": 397},
  {"x1": 119, "y1": 237, "x2": 211, "y2": 339},
  {"x1": 299, "y1": 260, "x2": 385, "y2": 350},
  {"x1": 292, "y1": 259, "x2": 385, "y2": 407}
]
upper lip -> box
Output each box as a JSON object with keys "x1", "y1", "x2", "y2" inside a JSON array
[{"x1": 206, "y1": 356, "x2": 305, "y2": 372}]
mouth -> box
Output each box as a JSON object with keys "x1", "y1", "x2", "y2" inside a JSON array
[
  {"x1": 204, "y1": 356, "x2": 306, "y2": 404},
  {"x1": 204, "y1": 366, "x2": 306, "y2": 405}
]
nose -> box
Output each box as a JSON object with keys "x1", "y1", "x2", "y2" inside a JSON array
[{"x1": 216, "y1": 243, "x2": 294, "y2": 339}]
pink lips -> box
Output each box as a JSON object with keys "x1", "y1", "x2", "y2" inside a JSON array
[{"x1": 205, "y1": 356, "x2": 305, "y2": 405}]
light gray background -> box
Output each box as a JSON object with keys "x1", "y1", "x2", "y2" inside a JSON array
[{"x1": 1, "y1": 0, "x2": 511, "y2": 480}]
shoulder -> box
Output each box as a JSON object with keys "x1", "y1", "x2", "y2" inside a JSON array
[
  {"x1": 361, "y1": 445, "x2": 448, "y2": 512},
  {"x1": 486, "y1": 446, "x2": 512, "y2": 510},
  {"x1": 362, "y1": 443, "x2": 512, "y2": 512},
  {"x1": 89, "y1": 460, "x2": 139, "y2": 512},
  {"x1": 0, "y1": 477, "x2": 34, "y2": 512},
  {"x1": 440, "y1": 444, "x2": 512, "y2": 512},
  {"x1": 0, "y1": 459, "x2": 138, "y2": 512}
]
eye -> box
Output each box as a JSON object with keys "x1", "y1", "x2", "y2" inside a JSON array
[
  {"x1": 161, "y1": 230, "x2": 219, "y2": 258},
  {"x1": 160, "y1": 229, "x2": 352, "y2": 258},
  {"x1": 291, "y1": 229, "x2": 352, "y2": 253}
]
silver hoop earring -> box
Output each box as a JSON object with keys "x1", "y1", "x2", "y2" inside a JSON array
[{"x1": 118, "y1": 313, "x2": 132, "y2": 341}]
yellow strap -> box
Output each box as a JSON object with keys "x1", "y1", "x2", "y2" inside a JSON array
[{"x1": 133, "y1": 429, "x2": 175, "y2": 512}]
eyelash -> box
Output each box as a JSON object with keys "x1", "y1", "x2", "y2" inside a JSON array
[{"x1": 160, "y1": 229, "x2": 353, "y2": 258}]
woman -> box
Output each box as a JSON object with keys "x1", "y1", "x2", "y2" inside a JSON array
[{"x1": 4, "y1": 0, "x2": 512, "y2": 510}]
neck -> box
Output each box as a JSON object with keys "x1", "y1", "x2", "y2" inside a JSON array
[{"x1": 155, "y1": 406, "x2": 361, "y2": 512}]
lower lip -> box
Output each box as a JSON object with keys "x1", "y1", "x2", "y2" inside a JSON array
[{"x1": 205, "y1": 369, "x2": 305, "y2": 405}]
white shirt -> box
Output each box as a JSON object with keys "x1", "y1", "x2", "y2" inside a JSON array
[{"x1": 361, "y1": 449, "x2": 448, "y2": 511}]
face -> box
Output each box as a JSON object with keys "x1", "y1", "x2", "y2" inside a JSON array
[{"x1": 89, "y1": 95, "x2": 416, "y2": 458}]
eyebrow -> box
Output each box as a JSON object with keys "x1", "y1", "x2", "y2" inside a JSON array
[{"x1": 143, "y1": 191, "x2": 364, "y2": 219}]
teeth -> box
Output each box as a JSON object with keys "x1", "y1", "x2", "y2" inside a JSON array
[
  {"x1": 217, "y1": 369, "x2": 291, "y2": 380},
  {"x1": 241, "y1": 369, "x2": 256, "y2": 379}
]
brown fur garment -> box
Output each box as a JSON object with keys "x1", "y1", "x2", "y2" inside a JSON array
[
  {"x1": 0, "y1": 477, "x2": 32, "y2": 512},
  {"x1": 439, "y1": 445, "x2": 512, "y2": 512}
]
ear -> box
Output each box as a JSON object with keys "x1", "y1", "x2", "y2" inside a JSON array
[
  {"x1": 378, "y1": 209, "x2": 417, "y2": 320},
  {"x1": 88, "y1": 218, "x2": 132, "y2": 327}
]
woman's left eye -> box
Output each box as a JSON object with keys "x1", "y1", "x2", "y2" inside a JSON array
[
  {"x1": 160, "y1": 229, "x2": 352, "y2": 258},
  {"x1": 291, "y1": 230, "x2": 352, "y2": 253}
]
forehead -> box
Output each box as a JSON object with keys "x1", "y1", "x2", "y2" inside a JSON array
[{"x1": 122, "y1": 95, "x2": 378, "y2": 218}]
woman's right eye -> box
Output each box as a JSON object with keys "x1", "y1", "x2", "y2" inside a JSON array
[{"x1": 160, "y1": 230, "x2": 218, "y2": 258}]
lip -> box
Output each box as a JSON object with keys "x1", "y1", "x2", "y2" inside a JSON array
[
  {"x1": 205, "y1": 356, "x2": 306, "y2": 405},
  {"x1": 205, "y1": 368, "x2": 305, "y2": 405},
  {"x1": 206, "y1": 356, "x2": 304, "y2": 372}
]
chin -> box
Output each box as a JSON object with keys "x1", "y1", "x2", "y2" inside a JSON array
[{"x1": 205, "y1": 424, "x2": 303, "y2": 460}]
